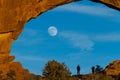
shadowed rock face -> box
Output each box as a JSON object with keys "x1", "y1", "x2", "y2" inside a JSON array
[
  {"x1": 0, "y1": 0, "x2": 120, "y2": 79},
  {"x1": 91, "y1": 0, "x2": 120, "y2": 10},
  {"x1": 105, "y1": 60, "x2": 120, "y2": 76}
]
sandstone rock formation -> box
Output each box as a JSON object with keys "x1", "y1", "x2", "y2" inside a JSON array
[
  {"x1": 105, "y1": 60, "x2": 120, "y2": 76},
  {"x1": 91, "y1": 0, "x2": 120, "y2": 10},
  {"x1": 0, "y1": 0, "x2": 120, "y2": 79},
  {"x1": 0, "y1": 0, "x2": 76, "y2": 79}
]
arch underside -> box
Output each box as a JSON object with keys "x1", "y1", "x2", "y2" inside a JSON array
[{"x1": 0, "y1": 0, "x2": 119, "y2": 79}]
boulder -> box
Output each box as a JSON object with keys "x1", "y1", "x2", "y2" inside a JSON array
[{"x1": 105, "y1": 60, "x2": 120, "y2": 76}]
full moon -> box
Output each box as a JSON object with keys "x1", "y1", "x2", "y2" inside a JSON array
[{"x1": 48, "y1": 26, "x2": 58, "y2": 36}]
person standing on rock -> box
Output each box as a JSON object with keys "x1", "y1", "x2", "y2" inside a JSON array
[
  {"x1": 77, "y1": 65, "x2": 80, "y2": 75},
  {"x1": 91, "y1": 66, "x2": 95, "y2": 74}
]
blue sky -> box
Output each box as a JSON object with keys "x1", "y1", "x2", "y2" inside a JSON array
[{"x1": 11, "y1": 0, "x2": 120, "y2": 75}]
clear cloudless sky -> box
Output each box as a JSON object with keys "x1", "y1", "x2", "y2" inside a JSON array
[{"x1": 11, "y1": 0, "x2": 120, "y2": 75}]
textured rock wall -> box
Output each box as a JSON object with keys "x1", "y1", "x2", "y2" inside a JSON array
[
  {"x1": 0, "y1": 0, "x2": 76, "y2": 79},
  {"x1": 105, "y1": 60, "x2": 120, "y2": 76},
  {"x1": 91, "y1": 0, "x2": 120, "y2": 10},
  {"x1": 0, "y1": 0, "x2": 120, "y2": 79},
  {"x1": 0, "y1": 0, "x2": 76, "y2": 34}
]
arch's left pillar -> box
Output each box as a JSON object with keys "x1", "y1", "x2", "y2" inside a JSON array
[{"x1": 0, "y1": 0, "x2": 76, "y2": 79}]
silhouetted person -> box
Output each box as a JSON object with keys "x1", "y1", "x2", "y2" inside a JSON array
[
  {"x1": 91, "y1": 66, "x2": 95, "y2": 74},
  {"x1": 77, "y1": 65, "x2": 80, "y2": 75}
]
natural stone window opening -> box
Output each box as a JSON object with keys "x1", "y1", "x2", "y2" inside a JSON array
[
  {"x1": 0, "y1": 0, "x2": 120, "y2": 79},
  {"x1": 11, "y1": 0, "x2": 120, "y2": 76}
]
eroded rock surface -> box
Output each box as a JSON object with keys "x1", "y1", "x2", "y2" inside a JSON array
[
  {"x1": 0, "y1": 0, "x2": 76, "y2": 79},
  {"x1": 0, "y1": 0, "x2": 76, "y2": 38},
  {"x1": 91, "y1": 0, "x2": 120, "y2": 10},
  {"x1": 0, "y1": 0, "x2": 120, "y2": 79},
  {"x1": 105, "y1": 60, "x2": 120, "y2": 76}
]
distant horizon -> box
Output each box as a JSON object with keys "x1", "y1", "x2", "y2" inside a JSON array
[{"x1": 11, "y1": 0, "x2": 120, "y2": 75}]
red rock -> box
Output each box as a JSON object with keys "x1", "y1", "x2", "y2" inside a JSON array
[
  {"x1": 0, "y1": 0, "x2": 76, "y2": 79},
  {"x1": 105, "y1": 60, "x2": 120, "y2": 76}
]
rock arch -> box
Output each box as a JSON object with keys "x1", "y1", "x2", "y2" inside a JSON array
[{"x1": 0, "y1": 0, "x2": 119, "y2": 79}]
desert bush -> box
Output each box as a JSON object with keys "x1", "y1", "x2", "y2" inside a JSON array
[{"x1": 42, "y1": 60, "x2": 71, "y2": 80}]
